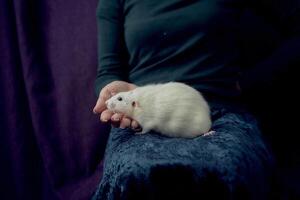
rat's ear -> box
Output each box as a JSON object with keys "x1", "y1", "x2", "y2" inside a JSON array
[{"x1": 131, "y1": 101, "x2": 139, "y2": 108}]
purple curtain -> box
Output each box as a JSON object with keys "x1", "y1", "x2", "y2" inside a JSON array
[{"x1": 0, "y1": 0, "x2": 109, "y2": 199}]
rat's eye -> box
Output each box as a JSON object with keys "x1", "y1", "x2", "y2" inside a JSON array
[{"x1": 117, "y1": 97, "x2": 123, "y2": 101}]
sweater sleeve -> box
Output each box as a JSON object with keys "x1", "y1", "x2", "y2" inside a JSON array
[
  {"x1": 94, "y1": 0, "x2": 129, "y2": 97},
  {"x1": 239, "y1": 0, "x2": 300, "y2": 92}
]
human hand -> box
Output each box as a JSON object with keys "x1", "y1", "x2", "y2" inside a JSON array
[{"x1": 93, "y1": 81, "x2": 141, "y2": 130}]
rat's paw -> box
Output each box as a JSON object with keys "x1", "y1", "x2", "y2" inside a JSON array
[
  {"x1": 135, "y1": 128, "x2": 149, "y2": 135},
  {"x1": 202, "y1": 130, "x2": 216, "y2": 137}
]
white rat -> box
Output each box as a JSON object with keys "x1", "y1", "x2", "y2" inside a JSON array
[{"x1": 105, "y1": 82, "x2": 212, "y2": 138}]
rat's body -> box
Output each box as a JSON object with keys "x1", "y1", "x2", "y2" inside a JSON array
[{"x1": 106, "y1": 82, "x2": 212, "y2": 138}]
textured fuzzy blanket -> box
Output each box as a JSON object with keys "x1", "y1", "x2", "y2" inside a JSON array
[{"x1": 92, "y1": 105, "x2": 275, "y2": 200}]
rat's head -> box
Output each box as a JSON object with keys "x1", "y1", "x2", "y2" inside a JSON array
[{"x1": 105, "y1": 91, "x2": 138, "y2": 116}]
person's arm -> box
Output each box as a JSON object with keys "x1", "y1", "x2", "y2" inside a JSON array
[
  {"x1": 238, "y1": 0, "x2": 300, "y2": 92},
  {"x1": 94, "y1": 0, "x2": 129, "y2": 97}
]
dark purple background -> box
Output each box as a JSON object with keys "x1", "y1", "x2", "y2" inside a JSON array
[
  {"x1": 0, "y1": 0, "x2": 110, "y2": 199},
  {"x1": 1, "y1": 0, "x2": 300, "y2": 199}
]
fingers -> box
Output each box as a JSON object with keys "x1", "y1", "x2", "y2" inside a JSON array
[
  {"x1": 131, "y1": 120, "x2": 142, "y2": 131},
  {"x1": 93, "y1": 88, "x2": 112, "y2": 114},
  {"x1": 120, "y1": 117, "x2": 131, "y2": 129},
  {"x1": 111, "y1": 114, "x2": 131, "y2": 129},
  {"x1": 111, "y1": 113, "x2": 123, "y2": 121},
  {"x1": 100, "y1": 110, "x2": 114, "y2": 122},
  {"x1": 112, "y1": 114, "x2": 133, "y2": 129},
  {"x1": 99, "y1": 110, "x2": 141, "y2": 131},
  {"x1": 131, "y1": 120, "x2": 139, "y2": 129},
  {"x1": 93, "y1": 96, "x2": 105, "y2": 114},
  {"x1": 110, "y1": 113, "x2": 123, "y2": 127}
]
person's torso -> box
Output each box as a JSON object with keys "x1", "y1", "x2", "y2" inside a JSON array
[{"x1": 122, "y1": 0, "x2": 280, "y2": 101}]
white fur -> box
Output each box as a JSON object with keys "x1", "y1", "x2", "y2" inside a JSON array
[{"x1": 106, "y1": 82, "x2": 212, "y2": 138}]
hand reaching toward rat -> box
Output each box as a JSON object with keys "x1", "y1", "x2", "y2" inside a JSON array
[{"x1": 93, "y1": 81, "x2": 140, "y2": 130}]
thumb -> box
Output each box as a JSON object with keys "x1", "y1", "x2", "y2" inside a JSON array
[
  {"x1": 93, "y1": 90, "x2": 110, "y2": 114},
  {"x1": 93, "y1": 98, "x2": 105, "y2": 114}
]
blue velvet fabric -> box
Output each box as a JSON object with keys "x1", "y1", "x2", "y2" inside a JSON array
[{"x1": 92, "y1": 105, "x2": 275, "y2": 200}]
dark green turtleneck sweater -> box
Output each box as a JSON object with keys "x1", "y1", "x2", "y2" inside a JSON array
[{"x1": 95, "y1": 0, "x2": 300, "y2": 103}]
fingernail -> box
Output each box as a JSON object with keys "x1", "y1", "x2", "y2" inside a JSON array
[
  {"x1": 101, "y1": 118, "x2": 108, "y2": 122},
  {"x1": 132, "y1": 124, "x2": 138, "y2": 129},
  {"x1": 113, "y1": 117, "x2": 120, "y2": 121}
]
